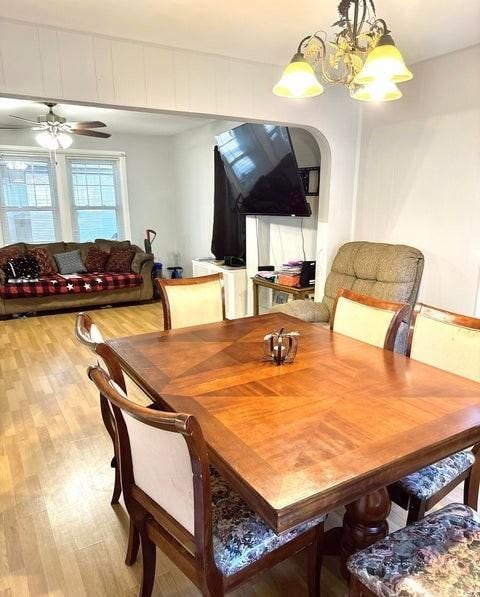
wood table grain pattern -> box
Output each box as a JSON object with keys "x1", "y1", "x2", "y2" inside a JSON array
[{"x1": 108, "y1": 313, "x2": 480, "y2": 546}]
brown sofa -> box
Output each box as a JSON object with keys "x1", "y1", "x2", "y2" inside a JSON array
[{"x1": 0, "y1": 239, "x2": 154, "y2": 317}]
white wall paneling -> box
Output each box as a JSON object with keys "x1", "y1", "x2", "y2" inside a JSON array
[
  {"x1": 111, "y1": 40, "x2": 147, "y2": 106},
  {"x1": 58, "y1": 32, "x2": 97, "y2": 101},
  {"x1": 144, "y1": 46, "x2": 175, "y2": 109},
  {"x1": 38, "y1": 28, "x2": 62, "y2": 99},
  {"x1": 0, "y1": 21, "x2": 44, "y2": 96},
  {"x1": 173, "y1": 49, "x2": 190, "y2": 111},
  {"x1": 187, "y1": 53, "x2": 217, "y2": 114},
  {"x1": 215, "y1": 58, "x2": 254, "y2": 118},
  {"x1": 93, "y1": 37, "x2": 115, "y2": 104}
]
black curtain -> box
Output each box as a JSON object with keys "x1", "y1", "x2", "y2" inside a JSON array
[{"x1": 211, "y1": 146, "x2": 246, "y2": 261}]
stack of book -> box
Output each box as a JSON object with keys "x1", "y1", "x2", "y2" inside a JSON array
[
  {"x1": 278, "y1": 260, "x2": 302, "y2": 287},
  {"x1": 255, "y1": 270, "x2": 277, "y2": 283}
]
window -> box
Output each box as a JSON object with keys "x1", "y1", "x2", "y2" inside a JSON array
[
  {"x1": 0, "y1": 150, "x2": 129, "y2": 246},
  {"x1": 0, "y1": 156, "x2": 60, "y2": 244},
  {"x1": 67, "y1": 159, "x2": 123, "y2": 242}
]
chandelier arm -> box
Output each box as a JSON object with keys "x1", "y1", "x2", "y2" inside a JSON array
[
  {"x1": 373, "y1": 18, "x2": 389, "y2": 35},
  {"x1": 357, "y1": 0, "x2": 368, "y2": 40},
  {"x1": 297, "y1": 33, "x2": 325, "y2": 55},
  {"x1": 295, "y1": 33, "x2": 346, "y2": 85},
  {"x1": 352, "y1": 0, "x2": 360, "y2": 41}
]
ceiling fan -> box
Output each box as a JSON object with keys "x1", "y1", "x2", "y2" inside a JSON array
[{"x1": 0, "y1": 102, "x2": 111, "y2": 150}]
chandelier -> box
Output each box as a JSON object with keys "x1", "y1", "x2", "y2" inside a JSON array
[{"x1": 273, "y1": 0, "x2": 412, "y2": 102}]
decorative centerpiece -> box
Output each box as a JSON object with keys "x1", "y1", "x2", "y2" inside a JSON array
[{"x1": 263, "y1": 328, "x2": 299, "y2": 366}]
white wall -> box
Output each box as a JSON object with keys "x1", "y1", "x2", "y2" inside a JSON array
[
  {"x1": 170, "y1": 119, "x2": 240, "y2": 273},
  {"x1": 354, "y1": 45, "x2": 480, "y2": 315},
  {"x1": 265, "y1": 127, "x2": 321, "y2": 267},
  {"x1": 0, "y1": 128, "x2": 177, "y2": 262},
  {"x1": 170, "y1": 121, "x2": 321, "y2": 275}
]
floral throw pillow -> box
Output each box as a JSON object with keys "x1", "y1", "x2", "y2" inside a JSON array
[
  {"x1": 0, "y1": 247, "x2": 21, "y2": 271},
  {"x1": 27, "y1": 247, "x2": 56, "y2": 276},
  {"x1": 106, "y1": 247, "x2": 136, "y2": 273},
  {"x1": 85, "y1": 246, "x2": 110, "y2": 273}
]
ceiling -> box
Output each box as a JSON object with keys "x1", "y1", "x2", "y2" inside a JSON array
[
  {"x1": 1, "y1": 0, "x2": 479, "y2": 65},
  {"x1": 0, "y1": 99, "x2": 212, "y2": 135}
]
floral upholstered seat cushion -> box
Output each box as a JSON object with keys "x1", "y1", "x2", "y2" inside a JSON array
[
  {"x1": 395, "y1": 449, "x2": 475, "y2": 500},
  {"x1": 347, "y1": 503, "x2": 480, "y2": 597},
  {"x1": 209, "y1": 468, "x2": 325, "y2": 577}
]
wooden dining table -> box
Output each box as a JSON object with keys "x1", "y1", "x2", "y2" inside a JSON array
[{"x1": 108, "y1": 312, "x2": 480, "y2": 566}]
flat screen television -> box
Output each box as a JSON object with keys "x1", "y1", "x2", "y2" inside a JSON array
[{"x1": 215, "y1": 123, "x2": 311, "y2": 217}]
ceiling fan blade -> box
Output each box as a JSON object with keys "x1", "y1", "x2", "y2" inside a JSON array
[
  {"x1": 69, "y1": 121, "x2": 107, "y2": 129},
  {"x1": 8, "y1": 115, "x2": 38, "y2": 124},
  {"x1": 72, "y1": 129, "x2": 111, "y2": 138},
  {"x1": 0, "y1": 125, "x2": 30, "y2": 129}
]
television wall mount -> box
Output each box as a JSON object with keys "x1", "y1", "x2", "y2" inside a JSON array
[{"x1": 298, "y1": 166, "x2": 320, "y2": 196}]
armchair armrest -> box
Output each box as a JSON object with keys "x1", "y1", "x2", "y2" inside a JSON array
[
  {"x1": 269, "y1": 300, "x2": 330, "y2": 322},
  {"x1": 131, "y1": 252, "x2": 154, "y2": 274}
]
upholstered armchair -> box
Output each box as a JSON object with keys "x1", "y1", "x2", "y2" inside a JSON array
[{"x1": 270, "y1": 241, "x2": 424, "y2": 353}]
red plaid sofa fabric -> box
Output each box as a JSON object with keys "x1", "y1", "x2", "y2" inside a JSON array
[{"x1": 0, "y1": 273, "x2": 143, "y2": 299}]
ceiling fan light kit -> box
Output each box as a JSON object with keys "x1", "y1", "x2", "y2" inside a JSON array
[
  {"x1": 1, "y1": 102, "x2": 111, "y2": 152},
  {"x1": 273, "y1": 0, "x2": 412, "y2": 102}
]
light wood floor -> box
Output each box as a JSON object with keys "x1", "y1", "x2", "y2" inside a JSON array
[{"x1": 0, "y1": 303, "x2": 468, "y2": 596}]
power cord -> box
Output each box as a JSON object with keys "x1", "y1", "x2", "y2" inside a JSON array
[{"x1": 300, "y1": 218, "x2": 306, "y2": 261}]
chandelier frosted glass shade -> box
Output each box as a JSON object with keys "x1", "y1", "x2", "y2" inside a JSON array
[
  {"x1": 353, "y1": 37, "x2": 413, "y2": 85},
  {"x1": 273, "y1": 53, "x2": 324, "y2": 98},
  {"x1": 36, "y1": 130, "x2": 73, "y2": 150},
  {"x1": 352, "y1": 79, "x2": 402, "y2": 101}
]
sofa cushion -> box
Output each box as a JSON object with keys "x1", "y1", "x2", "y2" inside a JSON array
[
  {"x1": 0, "y1": 245, "x2": 24, "y2": 270},
  {"x1": 27, "y1": 241, "x2": 64, "y2": 253},
  {"x1": 85, "y1": 246, "x2": 110, "y2": 273},
  {"x1": 54, "y1": 250, "x2": 87, "y2": 275},
  {"x1": 95, "y1": 238, "x2": 131, "y2": 253},
  {"x1": 26, "y1": 242, "x2": 65, "y2": 272},
  {"x1": 131, "y1": 251, "x2": 153, "y2": 274},
  {"x1": 64, "y1": 242, "x2": 95, "y2": 261},
  {"x1": 0, "y1": 272, "x2": 143, "y2": 299},
  {"x1": 106, "y1": 247, "x2": 135, "y2": 272},
  {"x1": 27, "y1": 247, "x2": 56, "y2": 276}
]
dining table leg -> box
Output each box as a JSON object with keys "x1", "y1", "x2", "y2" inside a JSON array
[{"x1": 340, "y1": 486, "x2": 391, "y2": 578}]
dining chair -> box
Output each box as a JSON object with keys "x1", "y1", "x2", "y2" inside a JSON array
[
  {"x1": 74, "y1": 312, "x2": 143, "y2": 565},
  {"x1": 330, "y1": 288, "x2": 410, "y2": 351},
  {"x1": 389, "y1": 304, "x2": 480, "y2": 523},
  {"x1": 347, "y1": 502, "x2": 480, "y2": 596},
  {"x1": 88, "y1": 364, "x2": 326, "y2": 597},
  {"x1": 156, "y1": 273, "x2": 225, "y2": 330}
]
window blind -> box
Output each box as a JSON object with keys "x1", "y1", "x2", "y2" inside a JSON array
[
  {"x1": 0, "y1": 154, "x2": 61, "y2": 245},
  {"x1": 66, "y1": 157, "x2": 124, "y2": 242}
]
